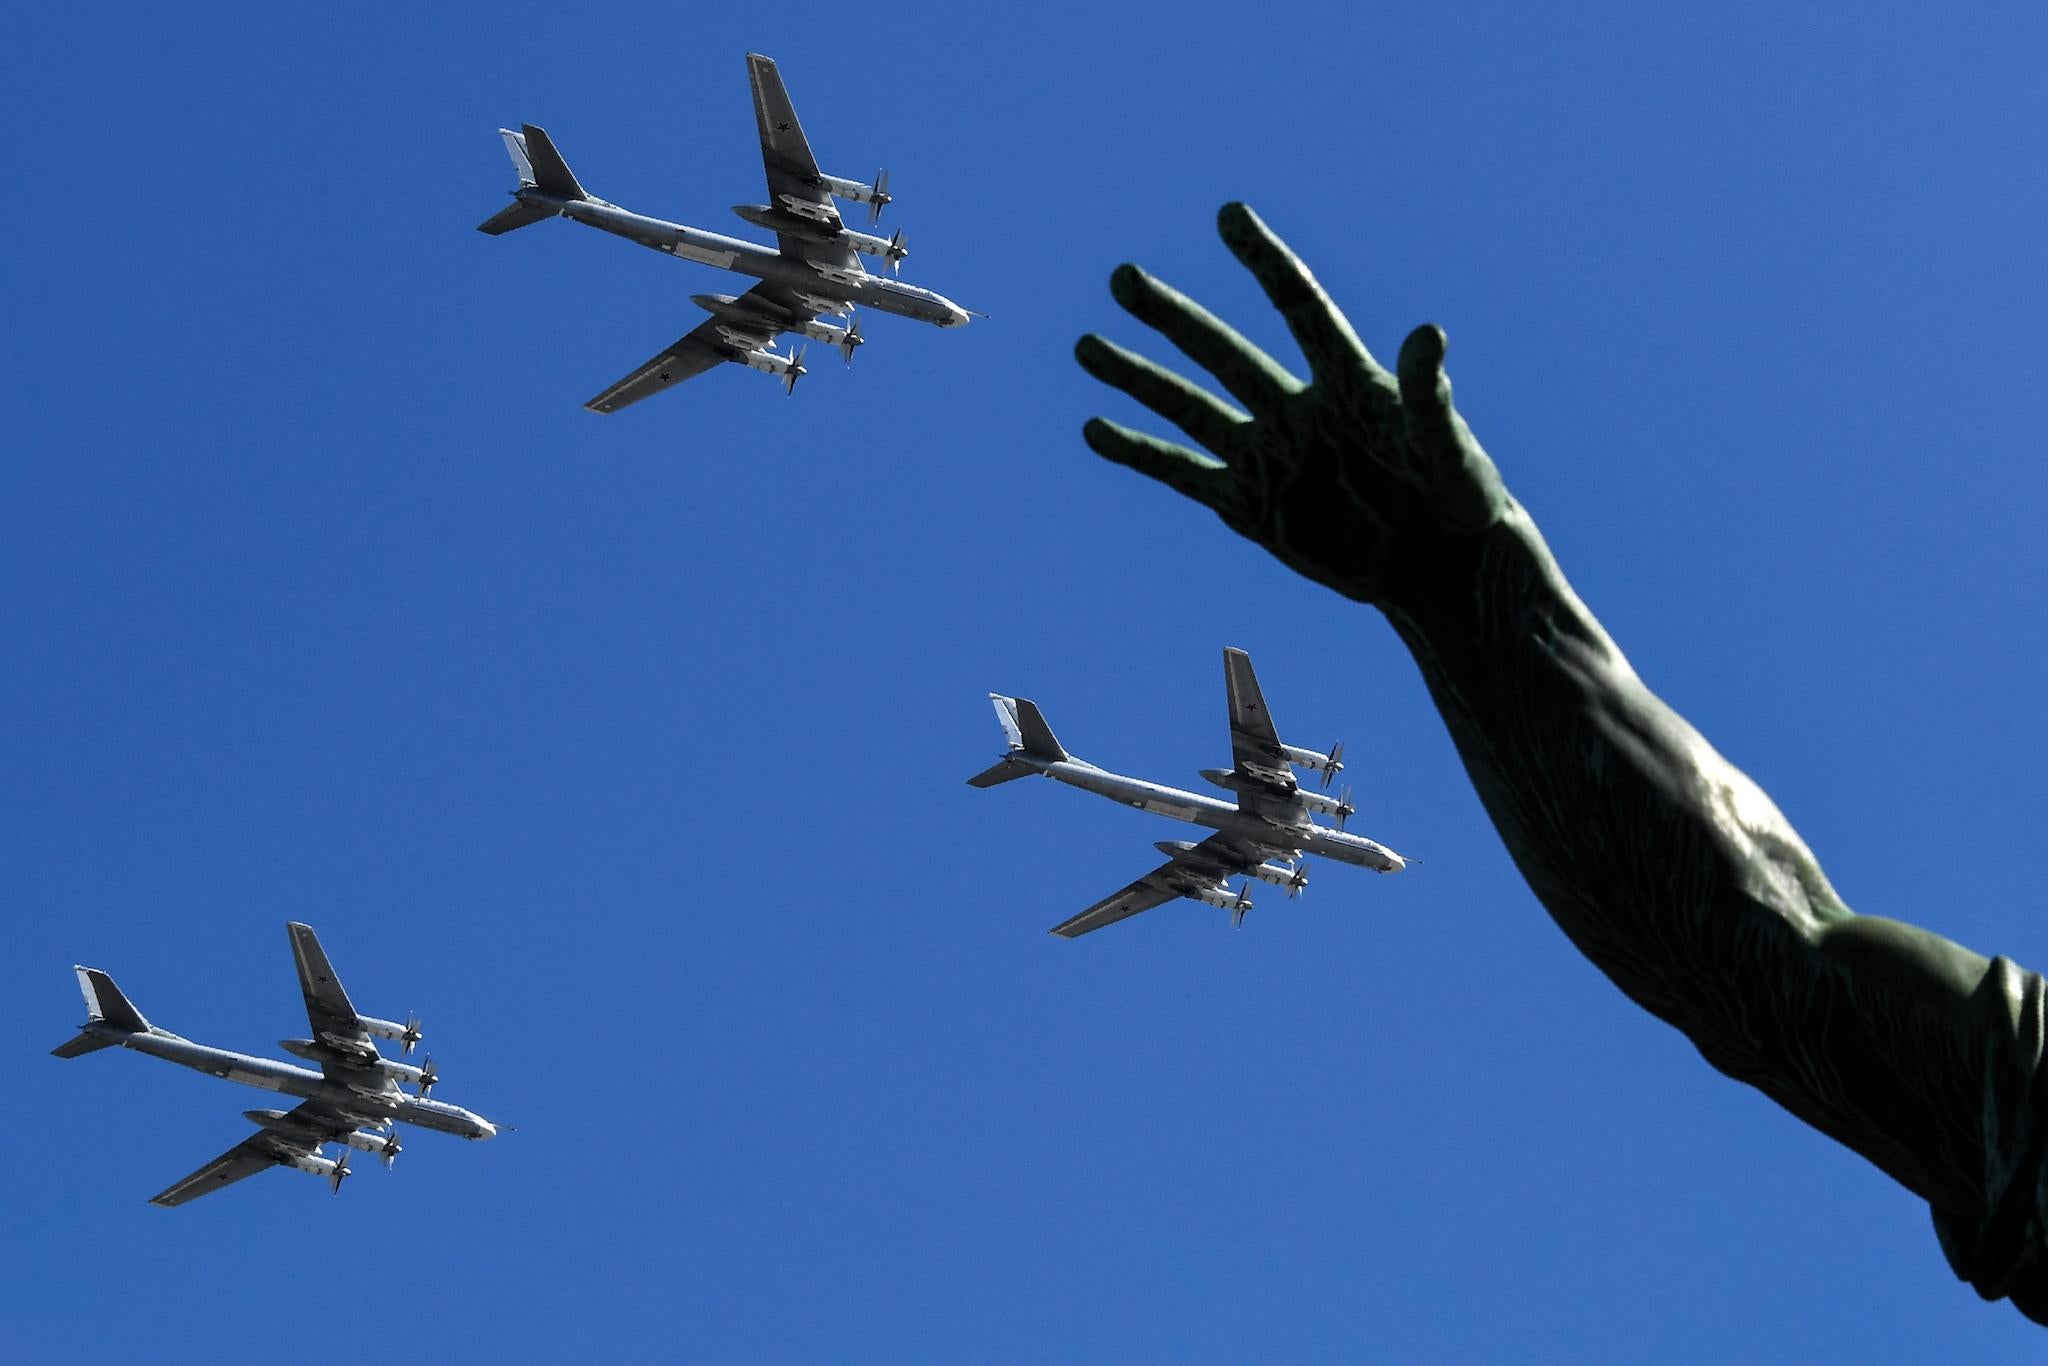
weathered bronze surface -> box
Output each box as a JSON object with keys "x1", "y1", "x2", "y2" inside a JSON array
[{"x1": 1077, "y1": 203, "x2": 2048, "y2": 1324}]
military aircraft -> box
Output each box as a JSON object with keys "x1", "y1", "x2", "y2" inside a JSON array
[
  {"x1": 971, "y1": 648, "x2": 1407, "y2": 937},
  {"x1": 480, "y1": 52, "x2": 973, "y2": 410},
  {"x1": 51, "y1": 922, "x2": 497, "y2": 1206}
]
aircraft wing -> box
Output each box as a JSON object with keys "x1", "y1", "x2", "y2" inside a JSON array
[
  {"x1": 584, "y1": 281, "x2": 824, "y2": 413},
  {"x1": 289, "y1": 921, "x2": 369, "y2": 1050},
  {"x1": 148, "y1": 1101, "x2": 349, "y2": 1208},
  {"x1": 1223, "y1": 646, "x2": 1316, "y2": 827},
  {"x1": 1049, "y1": 833, "x2": 1264, "y2": 938},
  {"x1": 745, "y1": 53, "x2": 862, "y2": 273},
  {"x1": 1049, "y1": 876, "x2": 1180, "y2": 939},
  {"x1": 287, "y1": 920, "x2": 408, "y2": 1100},
  {"x1": 584, "y1": 323, "x2": 730, "y2": 414},
  {"x1": 1225, "y1": 647, "x2": 1288, "y2": 778}
]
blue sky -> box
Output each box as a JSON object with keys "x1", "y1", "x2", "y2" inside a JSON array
[{"x1": 7, "y1": 2, "x2": 2048, "y2": 1359}]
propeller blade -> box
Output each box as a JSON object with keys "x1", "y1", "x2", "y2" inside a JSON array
[
  {"x1": 867, "y1": 167, "x2": 891, "y2": 225},
  {"x1": 783, "y1": 346, "x2": 807, "y2": 396},
  {"x1": 418, "y1": 1055, "x2": 439, "y2": 1096},
  {"x1": 1321, "y1": 741, "x2": 1346, "y2": 789},
  {"x1": 839, "y1": 316, "x2": 862, "y2": 366},
  {"x1": 885, "y1": 226, "x2": 907, "y2": 275},
  {"x1": 381, "y1": 1133, "x2": 401, "y2": 1168},
  {"x1": 331, "y1": 1150, "x2": 351, "y2": 1195},
  {"x1": 1336, "y1": 784, "x2": 1355, "y2": 831}
]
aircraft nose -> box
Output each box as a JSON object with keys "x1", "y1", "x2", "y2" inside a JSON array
[
  {"x1": 475, "y1": 1120, "x2": 499, "y2": 1140},
  {"x1": 946, "y1": 306, "x2": 971, "y2": 328}
]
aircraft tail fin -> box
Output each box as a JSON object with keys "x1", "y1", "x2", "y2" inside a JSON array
[
  {"x1": 1008, "y1": 696, "x2": 1069, "y2": 762},
  {"x1": 75, "y1": 966, "x2": 150, "y2": 1032},
  {"x1": 968, "y1": 694, "x2": 1070, "y2": 785},
  {"x1": 519, "y1": 124, "x2": 588, "y2": 201},
  {"x1": 52, "y1": 966, "x2": 149, "y2": 1055},
  {"x1": 477, "y1": 128, "x2": 570, "y2": 235}
]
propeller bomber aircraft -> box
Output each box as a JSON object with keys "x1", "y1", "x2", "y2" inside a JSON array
[
  {"x1": 51, "y1": 922, "x2": 496, "y2": 1206},
  {"x1": 972, "y1": 648, "x2": 1407, "y2": 937},
  {"x1": 481, "y1": 52, "x2": 974, "y2": 410}
]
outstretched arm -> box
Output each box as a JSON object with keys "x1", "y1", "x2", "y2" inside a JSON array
[{"x1": 1078, "y1": 205, "x2": 2048, "y2": 1313}]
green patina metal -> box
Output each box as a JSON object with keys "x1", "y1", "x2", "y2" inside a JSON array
[{"x1": 1078, "y1": 203, "x2": 2048, "y2": 1325}]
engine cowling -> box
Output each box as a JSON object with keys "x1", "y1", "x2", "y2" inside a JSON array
[
  {"x1": 1250, "y1": 861, "x2": 1309, "y2": 895},
  {"x1": 1190, "y1": 882, "x2": 1250, "y2": 912},
  {"x1": 1295, "y1": 789, "x2": 1351, "y2": 818},
  {"x1": 340, "y1": 1128, "x2": 402, "y2": 1164},
  {"x1": 358, "y1": 1014, "x2": 421, "y2": 1054},
  {"x1": 375, "y1": 1056, "x2": 428, "y2": 1087},
  {"x1": 284, "y1": 1149, "x2": 350, "y2": 1193}
]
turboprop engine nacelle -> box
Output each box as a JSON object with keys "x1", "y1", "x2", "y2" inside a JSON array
[
  {"x1": 1281, "y1": 742, "x2": 1343, "y2": 778},
  {"x1": 819, "y1": 168, "x2": 891, "y2": 224},
  {"x1": 741, "y1": 347, "x2": 801, "y2": 378},
  {"x1": 376, "y1": 1057, "x2": 428, "y2": 1087},
  {"x1": 798, "y1": 318, "x2": 851, "y2": 345},
  {"x1": 1296, "y1": 790, "x2": 1350, "y2": 818},
  {"x1": 1251, "y1": 861, "x2": 1309, "y2": 894},
  {"x1": 284, "y1": 1150, "x2": 350, "y2": 1193},
  {"x1": 358, "y1": 1014, "x2": 421, "y2": 1053},
  {"x1": 1187, "y1": 880, "x2": 1245, "y2": 913},
  {"x1": 340, "y1": 1128, "x2": 402, "y2": 1163}
]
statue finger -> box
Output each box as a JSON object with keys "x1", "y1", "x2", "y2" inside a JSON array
[
  {"x1": 1083, "y1": 417, "x2": 1232, "y2": 508},
  {"x1": 1396, "y1": 322, "x2": 1505, "y2": 532},
  {"x1": 1395, "y1": 323, "x2": 1458, "y2": 464},
  {"x1": 1216, "y1": 202, "x2": 1386, "y2": 390},
  {"x1": 1076, "y1": 334, "x2": 1251, "y2": 456},
  {"x1": 1107, "y1": 263, "x2": 1298, "y2": 416}
]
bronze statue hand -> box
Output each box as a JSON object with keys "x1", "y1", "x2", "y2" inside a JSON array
[{"x1": 1078, "y1": 203, "x2": 1510, "y2": 615}]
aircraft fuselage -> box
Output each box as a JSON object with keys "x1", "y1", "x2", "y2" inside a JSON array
[
  {"x1": 522, "y1": 191, "x2": 971, "y2": 330},
  {"x1": 1034, "y1": 758, "x2": 1405, "y2": 872},
  {"x1": 75, "y1": 1024, "x2": 496, "y2": 1139}
]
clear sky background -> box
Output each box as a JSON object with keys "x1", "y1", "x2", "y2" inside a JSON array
[{"x1": 7, "y1": 3, "x2": 2048, "y2": 1360}]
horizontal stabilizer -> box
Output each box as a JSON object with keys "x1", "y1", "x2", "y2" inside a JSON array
[
  {"x1": 51, "y1": 1030, "x2": 121, "y2": 1059},
  {"x1": 74, "y1": 966, "x2": 149, "y2": 1033},
  {"x1": 967, "y1": 756, "x2": 1037, "y2": 788},
  {"x1": 477, "y1": 200, "x2": 557, "y2": 236},
  {"x1": 520, "y1": 124, "x2": 587, "y2": 201}
]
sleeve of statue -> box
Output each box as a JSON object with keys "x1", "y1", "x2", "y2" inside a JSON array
[{"x1": 1077, "y1": 201, "x2": 2048, "y2": 1323}]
